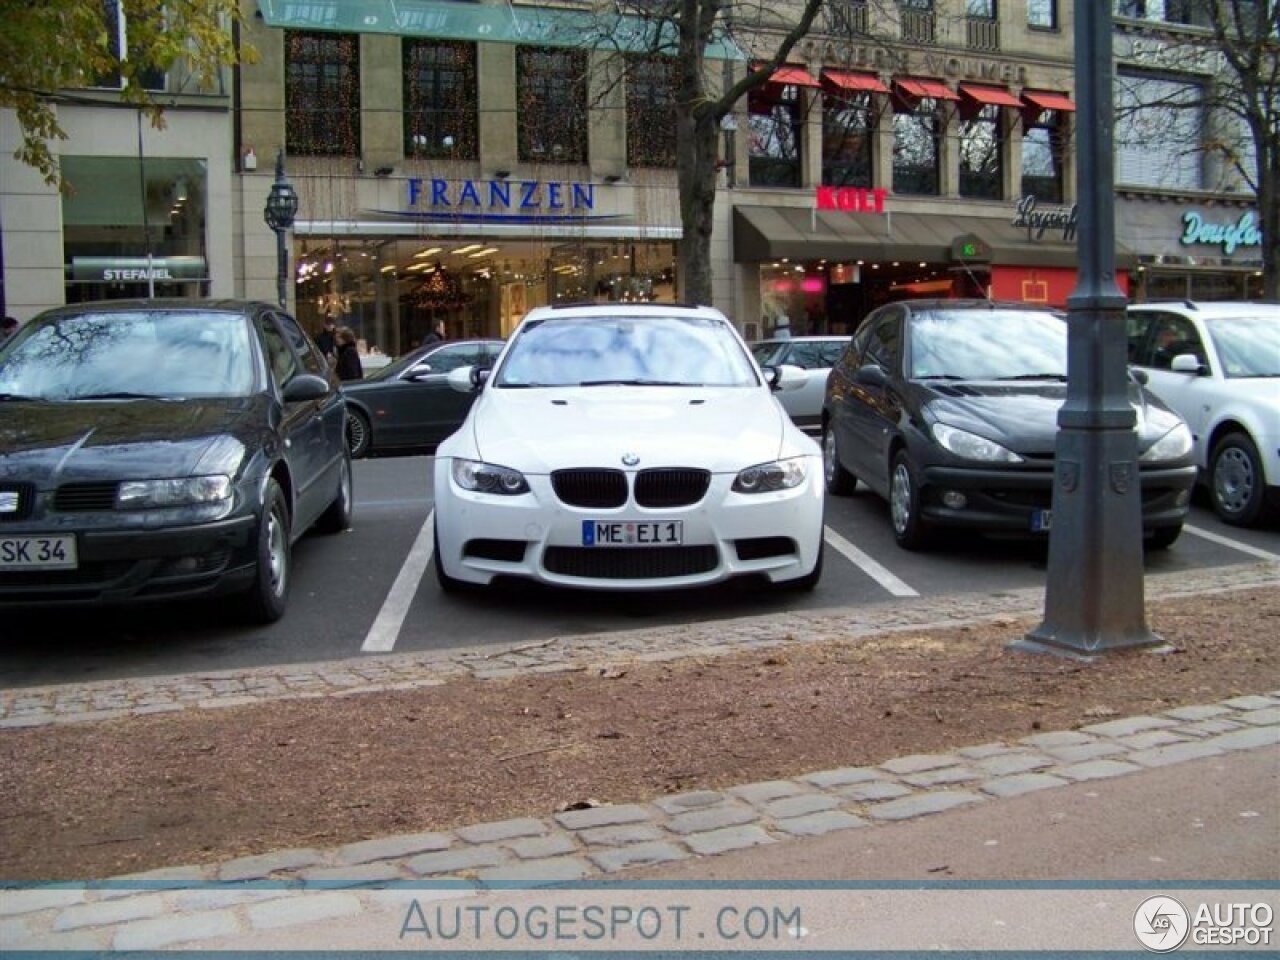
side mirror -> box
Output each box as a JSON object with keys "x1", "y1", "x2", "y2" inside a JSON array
[
  {"x1": 853, "y1": 364, "x2": 887, "y2": 388},
  {"x1": 282, "y1": 373, "x2": 331, "y2": 402},
  {"x1": 1170, "y1": 353, "x2": 1207, "y2": 375},
  {"x1": 770, "y1": 363, "x2": 807, "y2": 392},
  {"x1": 405, "y1": 363, "x2": 433, "y2": 381},
  {"x1": 1129, "y1": 367, "x2": 1150, "y2": 386}
]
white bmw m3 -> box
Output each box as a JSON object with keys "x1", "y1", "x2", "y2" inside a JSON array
[{"x1": 432, "y1": 302, "x2": 825, "y2": 593}]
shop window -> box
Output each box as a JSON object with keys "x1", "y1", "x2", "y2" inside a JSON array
[
  {"x1": 748, "y1": 83, "x2": 804, "y2": 188},
  {"x1": 1021, "y1": 113, "x2": 1064, "y2": 204},
  {"x1": 960, "y1": 103, "x2": 1002, "y2": 200},
  {"x1": 627, "y1": 56, "x2": 679, "y2": 168},
  {"x1": 892, "y1": 96, "x2": 941, "y2": 196},
  {"x1": 1027, "y1": 0, "x2": 1057, "y2": 29},
  {"x1": 822, "y1": 91, "x2": 874, "y2": 187},
  {"x1": 286, "y1": 31, "x2": 360, "y2": 157},
  {"x1": 404, "y1": 40, "x2": 477, "y2": 160},
  {"x1": 517, "y1": 47, "x2": 588, "y2": 164},
  {"x1": 1115, "y1": 73, "x2": 1205, "y2": 190}
]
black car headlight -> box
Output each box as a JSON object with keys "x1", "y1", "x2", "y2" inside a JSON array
[
  {"x1": 1140, "y1": 423, "x2": 1193, "y2": 462},
  {"x1": 732, "y1": 458, "x2": 807, "y2": 493},
  {"x1": 932, "y1": 423, "x2": 1025, "y2": 463},
  {"x1": 116, "y1": 475, "x2": 232, "y2": 509},
  {"x1": 451, "y1": 458, "x2": 530, "y2": 495}
]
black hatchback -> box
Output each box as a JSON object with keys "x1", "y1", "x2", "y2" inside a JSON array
[
  {"x1": 0, "y1": 299, "x2": 352, "y2": 621},
  {"x1": 821, "y1": 300, "x2": 1197, "y2": 550}
]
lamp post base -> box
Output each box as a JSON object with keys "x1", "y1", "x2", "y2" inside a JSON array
[{"x1": 1009, "y1": 631, "x2": 1176, "y2": 663}]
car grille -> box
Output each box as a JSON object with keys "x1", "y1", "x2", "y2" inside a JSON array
[
  {"x1": 552, "y1": 469, "x2": 628, "y2": 509},
  {"x1": 635, "y1": 469, "x2": 710, "y2": 508},
  {"x1": 54, "y1": 482, "x2": 118, "y2": 512},
  {"x1": 0, "y1": 483, "x2": 35, "y2": 522},
  {"x1": 544, "y1": 545, "x2": 718, "y2": 579}
]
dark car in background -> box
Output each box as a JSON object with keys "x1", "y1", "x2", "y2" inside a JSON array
[
  {"x1": 0, "y1": 299, "x2": 352, "y2": 622},
  {"x1": 821, "y1": 300, "x2": 1197, "y2": 550},
  {"x1": 341, "y1": 338, "x2": 504, "y2": 458}
]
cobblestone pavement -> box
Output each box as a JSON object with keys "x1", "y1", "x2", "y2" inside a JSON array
[{"x1": 3, "y1": 560, "x2": 1277, "y2": 729}]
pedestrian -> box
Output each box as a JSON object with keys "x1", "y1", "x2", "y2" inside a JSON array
[
  {"x1": 0, "y1": 315, "x2": 17, "y2": 343},
  {"x1": 422, "y1": 319, "x2": 446, "y2": 345},
  {"x1": 333, "y1": 325, "x2": 364, "y2": 381},
  {"x1": 314, "y1": 317, "x2": 337, "y2": 361}
]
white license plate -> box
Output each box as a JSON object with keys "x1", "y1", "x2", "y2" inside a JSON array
[
  {"x1": 582, "y1": 520, "x2": 683, "y2": 547},
  {"x1": 0, "y1": 534, "x2": 78, "y2": 569},
  {"x1": 1031, "y1": 509, "x2": 1052, "y2": 532}
]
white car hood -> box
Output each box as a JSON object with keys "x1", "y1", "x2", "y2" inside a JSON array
[{"x1": 465, "y1": 386, "x2": 799, "y2": 473}]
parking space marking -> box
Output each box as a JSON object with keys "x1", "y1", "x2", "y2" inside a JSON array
[
  {"x1": 1183, "y1": 523, "x2": 1280, "y2": 563},
  {"x1": 361, "y1": 509, "x2": 436, "y2": 653},
  {"x1": 823, "y1": 526, "x2": 920, "y2": 597}
]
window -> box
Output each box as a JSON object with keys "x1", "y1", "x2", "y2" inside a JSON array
[
  {"x1": 748, "y1": 83, "x2": 805, "y2": 187},
  {"x1": 273, "y1": 312, "x2": 328, "y2": 378},
  {"x1": 286, "y1": 32, "x2": 360, "y2": 157},
  {"x1": 892, "y1": 96, "x2": 941, "y2": 196},
  {"x1": 404, "y1": 40, "x2": 477, "y2": 159},
  {"x1": 960, "y1": 103, "x2": 1002, "y2": 199},
  {"x1": 257, "y1": 316, "x2": 300, "y2": 389},
  {"x1": 822, "y1": 90, "x2": 874, "y2": 187},
  {"x1": 1115, "y1": 73, "x2": 1204, "y2": 190},
  {"x1": 517, "y1": 47, "x2": 588, "y2": 164},
  {"x1": 1027, "y1": 0, "x2": 1057, "y2": 28},
  {"x1": 901, "y1": 0, "x2": 936, "y2": 44},
  {"x1": 1021, "y1": 112, "x2": 1065, "y2": 203},
  {"x1": 627, "y1": 56, "x2": 679, "y2": 168},
  {"x1": 92, "y1": 0, "x2": 166, "y2": 91},
  {"x1": 864, "y1": 313, "x2": 902, "y2": 373},
  {"x1": 965, "y1": 0, "x2": 999, "y2": 49}
]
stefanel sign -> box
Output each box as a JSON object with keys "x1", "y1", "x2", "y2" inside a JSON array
[{"x1": 815, "y1": 186, "x2": 888, "y2": 214}]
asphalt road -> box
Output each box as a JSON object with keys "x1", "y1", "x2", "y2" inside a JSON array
[{"x1": 2, "y1": 452, "x2": 1276, "y2": 690}]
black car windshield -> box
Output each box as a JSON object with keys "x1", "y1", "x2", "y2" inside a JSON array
[
  {"x1": 495, "y1": 314, "x2": 759, "y2": 388},
  {"x1": 908, "y1": 308, "x2": 1068, "y2": 381},
  {"x1": 1206, "y1": 315, "x2": 1280, "y2": 378},
  {"x1": 0, "y1": 311, "x2": 255, "y2": 400}
]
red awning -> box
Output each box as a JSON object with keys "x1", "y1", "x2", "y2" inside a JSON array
[
  {"x1": 763, "y1": 64, "x2": 821, "y2": 88},
  {"x1": 959, "y1": 83, "x2": 1023, "y2": 108},
  {"x1": 1024, "y1": 90, "x2": 1076, "y2": 112},
  {"x1": 822, "y1": 69, "x2": 889, "y2": 94},
  {"x1": 894, "y1": 78, "x2": 960, "y2": 101}
]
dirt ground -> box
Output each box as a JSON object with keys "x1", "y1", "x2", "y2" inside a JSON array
[{"x1": 3, "y1": 587, "x2": 1279, "y2": 881}]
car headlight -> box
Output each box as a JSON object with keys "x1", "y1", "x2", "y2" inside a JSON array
[
  {"x1": 1140, "y1": 422, "x2": 1193, "y2": 462},
  {"x1": 932, "y1": 423, "x2": 1024, "y2": 463},
  {"x1": 732, "y1": 458, "x2": 807, "y2": 493},
  {"x1": 451, "y1": 458, "x2": 530, "y2": 495},
  {"x1": 116, "y1": 475, "x2": 232, "y2": 509}
]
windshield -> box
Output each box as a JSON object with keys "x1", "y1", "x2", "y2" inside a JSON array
[
  {"x1": 1206, "y1": 315, "x2": 1280, "y2": 378},
  {"x1": 0, "y1": 310, "x2": 256, "y2": 400},
  {"x1": 494, "y1": 314, "x2": 760, "y2": 388},
  {"x1": 908, "y1": 308, "x2": 1068, "y2": 381}
]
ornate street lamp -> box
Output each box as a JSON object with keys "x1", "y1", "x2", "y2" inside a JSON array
[{"x1": 263, "y1": 149, "x2": 299, "y2": 308}]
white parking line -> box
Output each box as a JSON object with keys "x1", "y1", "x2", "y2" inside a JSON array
[
  {"x1": 823, "y1": 526, "x2": 920, "y2": 597},
  {"x1": 1183, "y1": 523, "x2": 1280, "y2": 563},
  {"x1": 361, "y1": 509, "x2": 436, "y2": 653}
]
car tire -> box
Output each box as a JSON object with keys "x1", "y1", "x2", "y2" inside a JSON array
[
  {"x1": 237, "y1": 478, "x2": 291, "y2": 624},
  {"x1": 889, "y1": 450, "x2": 932, "y2": 550},
  {"x1": 314, "y1": 454, "x2": 353, "y2": 535},
  {"x1": 1146, "y1": 524, "x2": 1182, "y2": 551},
  {"x1": 1210, "y1": 431, "x2": 1273, "y2": 526},
  {"x1": 822, "y1": 424, "x2": 857, "y2": 495},
  {"x1": 346, "y1": 408, "x2": 371, "y2": 459}
]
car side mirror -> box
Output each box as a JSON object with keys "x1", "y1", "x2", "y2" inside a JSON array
[
  {"x1": 853, "y1": 364, "x2": 887, "y2": 388},
  {"x1": 282, "y1": 373, "x2": 331, "y2": 402},
  {"x1": 769, "y1": 363, "x2": 807, "y2": 392},
  {"x1": 1170, "y1": 353, "x2": 1207, "y2": 375},
  {"x1": 405, "y1": 363, "x2": 433, "y2": 381},
  {"x1": 1129, "y1": 367, "x2": 1150, "y2": 386}
]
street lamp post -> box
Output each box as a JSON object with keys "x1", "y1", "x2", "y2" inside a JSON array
[
  {"x1": 1017, "y1": 1, "x2": 1164, "y2": 658},
  {"x1": 263, "y1": 149, "x2": 298, "y2": 309}
]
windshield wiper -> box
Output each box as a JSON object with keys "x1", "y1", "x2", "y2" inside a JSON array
[
  {"x1": 917, "y1": 374, "x2": 966, "y2": 381},
  {"x1": 993, "y1": 373, "x2": 1068, "y2": 382},
  {"x1": 0, "y1": 392, "x2": 44, "y2": 401},
  {"x1": 578, "y1": 379, "x2": 691, "y2": 387},
  {"x1": 70, "y1": 391, "x2": 177, "y2": 401}
]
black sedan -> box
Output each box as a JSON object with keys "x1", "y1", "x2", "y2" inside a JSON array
[
  {"x1": 821, "y1": 300, "x2": 1197, "y2": 550},
  {"x1": 0, "y1": 299, "x2": 352, "y2": 622},
  {"x1": 342, "y1": 338, "x2": 504, "y2": 457}
]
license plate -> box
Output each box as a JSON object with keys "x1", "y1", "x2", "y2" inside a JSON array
[
  {"x1": 1031, "y1": 509, "x2": 1052, "y2": 532},
  {"x1": 0, "y1": 534, "x2": 78, "y2": 569},
  {"x1": 582, "y1": 520, "x2": 683, "y2": 547}
]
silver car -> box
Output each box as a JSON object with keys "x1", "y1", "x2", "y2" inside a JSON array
[{"x1": 750, "y1": 336, "x2": 848, "y2": 434}]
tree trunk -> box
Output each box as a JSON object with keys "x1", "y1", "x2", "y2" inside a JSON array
[
  {"x1": 675, "y1": 110, "x2": 722, "y2": 306},
  {"x1": 1258, "y1": 137, "x2": 1279, "y2": 301}
]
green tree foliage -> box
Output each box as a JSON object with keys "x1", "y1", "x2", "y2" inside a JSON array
[{"x1": 0, "y1": 0, "x2": 251, "y2": 184}]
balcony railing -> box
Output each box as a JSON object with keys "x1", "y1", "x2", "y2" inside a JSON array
[
  {"x1": 965, "y1": 16, "x2": 1000, "y2": 51},
  {"x1": 826, "y1": 0, "x2": 869, "y2": 36},
  {"x1": 901, "y1": 9, "x2": 936, "y2": 45}
]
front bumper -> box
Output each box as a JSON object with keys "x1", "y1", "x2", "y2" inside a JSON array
[
  {"x1": 434, "y1": 460, "x2": 826, "y2": 591},
  {"x1": 0, "y1": 515, "x2": 257, "y2": 607},
  {"x1": 917, "y1": 462, "x2": 1198, "y2": 535}
]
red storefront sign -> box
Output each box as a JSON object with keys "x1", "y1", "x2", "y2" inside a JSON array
[
  {"x1": 990, "y1": 266, "x2": 1130, "y2": 307},
  {"x1": 815, "y1": 187, "x2": 889, "y2": 213}
]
